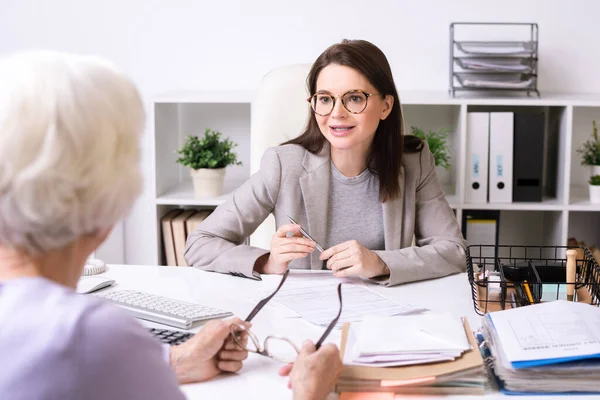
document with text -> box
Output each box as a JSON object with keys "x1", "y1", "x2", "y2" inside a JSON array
[
  {"x1": 488, "y1": 300, "x2": 600, "y2": 366},
  {"x1": 250, "y1": 270, "x2": 426, "y2": 327}
]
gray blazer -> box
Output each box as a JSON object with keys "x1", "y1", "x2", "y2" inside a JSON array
[{"x1": 184, "y1": 142, "x2": 467, "y2": 286}]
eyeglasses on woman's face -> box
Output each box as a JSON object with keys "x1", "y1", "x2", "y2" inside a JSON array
[
  {"x1": 229, "y1": 270, "x2": 343, "y2": 363},
  {"x1": 307, "y1": 89, "x2": 381, "y2": 116}
]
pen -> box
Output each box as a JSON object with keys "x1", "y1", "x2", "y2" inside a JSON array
[
  {"x1": 286, "y1": 215, "x2": 324, "y2": 253},
  {"x1": 523, "y1": 280, "x2": 534, "y2": 304},
  {"x1": 509, "y1": 291, "x2": 518, "y2": 308}
]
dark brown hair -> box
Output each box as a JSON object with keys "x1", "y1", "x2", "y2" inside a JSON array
[{"x1": 283, "y1": 39, "x2": 422, "y2": 202}]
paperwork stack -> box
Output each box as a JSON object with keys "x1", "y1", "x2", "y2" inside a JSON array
[
  {"x1": 482, "y1": 300, "x2": 600, "y2": 394},
  {"x1": 336, "y1": 314, "x2": 486, "y2": 395}
]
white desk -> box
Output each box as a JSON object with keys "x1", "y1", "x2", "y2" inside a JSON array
[{"x1": 99, "y1": 265, "x2": 590, "y2": 400}]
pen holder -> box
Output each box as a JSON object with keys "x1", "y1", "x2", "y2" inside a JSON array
[
  {"x1": 499, "y1": 260, "x2": 542, "y2": 307},
  {"x1": 466, "y1": 245, "x2": 600, "y2": 315}
]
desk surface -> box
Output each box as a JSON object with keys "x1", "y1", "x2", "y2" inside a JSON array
[{"x1": 99, "y1": 265, "x2": 590, "y2": 400}]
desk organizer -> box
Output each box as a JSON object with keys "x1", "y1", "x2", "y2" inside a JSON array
[
  {"x1": 449, "y1": 22, "x2": 540, "y2": 97},
  {"x1": 466, "y1": 245, "x2": 600, "y2": 315}
]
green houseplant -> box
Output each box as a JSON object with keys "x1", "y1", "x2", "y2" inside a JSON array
[
  {"x1": 410, "y1": 126, "x2": 452, "y2": 170},
  {"x1": 576, "y1": 120, "x2": 600, "y2": 177},
  {"x1": 176, "y1": 128, "x2": 242, "y2": 198},
  {"x1": 590, "y1": 174, "x2": 600, "y2": 204}
]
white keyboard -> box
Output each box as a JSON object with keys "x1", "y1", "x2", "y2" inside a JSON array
[{"x1": 96, "y1": 290, "x2": 233, "y2": 329}]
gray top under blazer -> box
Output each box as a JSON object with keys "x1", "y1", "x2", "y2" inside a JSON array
[{"x1": 184, "y1": 141, "x2": 467, "y2": 286}]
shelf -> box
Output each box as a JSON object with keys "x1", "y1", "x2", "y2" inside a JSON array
[
  {"x1": 140, "y1": 89, "x2": 600, "y2": 268},
  {"x1": 461, "y1": 197, "x2": 564, "y2": 211},
  {"x1": 156, "y1": 178, "x2": 246, "y2": 206},
  {"x1": 400, "y1": 91, "x2": 600, "y2": 107},
  {"x1": 569, "y1": 186, "x2": 600, "y2": 211},
  {"x1": 151, "y1": 89, "x2": 600, "y2": 107},
  {"x1": 153, "y1": 90, "x2": 254, "y2": 104}
]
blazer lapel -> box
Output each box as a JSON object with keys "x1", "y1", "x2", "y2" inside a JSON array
[
  {"x1": 299, "y1": 144, "x2": 331, "y2": 270},
  {"x1": 382, "y1": 165, "x2": 404, "y2": 250}
]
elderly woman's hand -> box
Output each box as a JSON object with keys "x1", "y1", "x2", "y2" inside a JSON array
[{"x1": 169, "y1": 317, "x2": 250, "y2": 384}]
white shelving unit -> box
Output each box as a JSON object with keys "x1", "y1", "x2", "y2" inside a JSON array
[{"x1": 149, "y1": 90, "x2": 600, "y2": 265}]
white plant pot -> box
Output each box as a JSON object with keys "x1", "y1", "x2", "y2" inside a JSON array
[
  {"x1": 591, "y1": 165, "x2": 600, "y2": 177},
  {"x1": 590, "y1": 184, "x2": 600, "y2": 204},
  {"x1": 190, "y1": 168, "x2": 226, "y2": 198}
]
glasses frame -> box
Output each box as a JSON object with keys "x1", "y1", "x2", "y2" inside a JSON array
[
  {"x1": 230, "y1": 270, "x2": 343, "y2": 362},
  {"x1": 306, "y1": 89, "x2": 381, "y2": 116}
]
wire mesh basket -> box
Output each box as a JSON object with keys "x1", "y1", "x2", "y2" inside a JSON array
[{"x1": 466, "y1": 245, "x2": 600, "y2": 315}]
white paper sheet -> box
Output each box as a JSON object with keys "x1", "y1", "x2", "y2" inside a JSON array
[
  {"x1": 250, "y1": 270, "x2": 425, "y2": 328},
  {"x1": 347, "y1": 314, "x2": 470, "y2": 367},
  {"x1": 355, "y1": 314, "x2": 470, "y2": 355},
  {"x1": 488, "y1": 300, "x2": 600, "y2": 364}
]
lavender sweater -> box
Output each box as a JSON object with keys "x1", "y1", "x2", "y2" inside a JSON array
[{"x1": 0, "y1": 277, "x2": 185, "y2": 400}]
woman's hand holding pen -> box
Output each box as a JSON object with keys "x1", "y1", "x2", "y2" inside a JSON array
[
  {"x1": 320, "y1": 240, "x2": 390, "y2": 279},
  {"x1": 259, "y1": 223, "x2": 316, "y2": 274}
]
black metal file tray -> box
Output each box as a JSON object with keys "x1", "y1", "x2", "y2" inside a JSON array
[
  {"x1": 454, "y1": 57, "x2": 535, "y2": 74},
  {"x1": 455, "y1": 41, "x2": 537, "y2": 56},
  {"x1": 466, "y1": 245, "x2": 600, "y2": 315},
  {"x1": 454, "y1": 73, "x2": 536, "y2": 90}
]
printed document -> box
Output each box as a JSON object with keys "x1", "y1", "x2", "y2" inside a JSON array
[
  {"x1": 251, "y1": 270, "x2": 425, "y2": 327},
  {"x1": 488, "y1": 300, "x2": 600, "y2": 365}
]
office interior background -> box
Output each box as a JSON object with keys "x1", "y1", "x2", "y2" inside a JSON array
[{"x1": 2, "y1": 0, "x2": 600, "y2": 266}]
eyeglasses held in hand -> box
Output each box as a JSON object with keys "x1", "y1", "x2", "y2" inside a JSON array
[
  {"x1": 230, "y1": 271, "x2": 343, "y2": 363},
  {"x1": 307, "y1": 89, "x2": 382, "y2": 116}
]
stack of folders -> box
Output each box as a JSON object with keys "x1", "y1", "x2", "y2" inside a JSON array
[
  {"x1": 482, "y1": 300, "x2": 600, "y2": 394},
  {"x1": 337, "y1": 314, "x2": 486, "y2": 396}
]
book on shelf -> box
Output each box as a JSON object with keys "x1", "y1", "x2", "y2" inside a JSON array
[
  {"x1": 161, "y1": 208, "x2": 212, "y2": 266},
  {"x1": 161, "y1": 209, "x2": 183, "y2": 267}
]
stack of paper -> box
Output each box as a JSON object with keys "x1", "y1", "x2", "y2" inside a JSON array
[
  {"x1": 482, "y1": 300, "x2": 600, "y2": 394},
  {"x1": 456, "y1": 58, "x2": 532, "y2": 72},
  {"x1": 351, "y1": 314, "x2": 471, "y2": 367},
  {"x1": 336, "y1": 316, "x2": 486, "y2": 396},
  {"x1": 456, "y1": 41, "x2": 537, "y2": 56}
]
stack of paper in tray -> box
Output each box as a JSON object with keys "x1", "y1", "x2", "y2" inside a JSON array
[
  {"x1": 337, "y1": 313, "x2": 486, "y2": 396},
  {"x1": 482, "y1": 300, "x2": 600, "y2": 394}
]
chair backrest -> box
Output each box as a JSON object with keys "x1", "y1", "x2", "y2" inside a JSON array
[{"x1": 249, "y1": 64, "x2": 312, "y2": 249}]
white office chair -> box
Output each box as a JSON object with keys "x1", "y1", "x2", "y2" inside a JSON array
[{"x1": 249, "y1": 64, "x2": 312, "y2": 249}]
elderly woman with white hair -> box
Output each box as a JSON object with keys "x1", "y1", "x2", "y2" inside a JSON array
[
  {"x1": 0, "y1": 51, "x2": 343, "y2": 400},
  {"x1": 0, "y1": 51, "x2": 253, "y2": 399}
]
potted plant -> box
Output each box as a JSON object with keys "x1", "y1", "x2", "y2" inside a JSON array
[
  {"x1": 590, "y1": 175, "x2": 600, "y2": 204},
  {"x1": 411, "y1": 126, "x2": 452, "y2": 185},
  {"x1": 410, "y1": 126, "x2": 452, "y2": 170},
  {"x1": 176, "y1": 128, "x2": 242, "y2": 198},
  {"x1": 576, "y1": 120, "x2": 600, "y2": 177}
]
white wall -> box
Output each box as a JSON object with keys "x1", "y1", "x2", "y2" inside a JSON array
[{"x1": 1, "y1": 0, "x2": 599, "y2": 264}]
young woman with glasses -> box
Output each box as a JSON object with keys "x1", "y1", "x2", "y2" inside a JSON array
[{"x1": 186, "y1": 39, "x2": 467, "y2": 287}]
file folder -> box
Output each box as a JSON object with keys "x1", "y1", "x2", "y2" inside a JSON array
[
  {"x1": 489, "y1": 112, "x2": 514, "y2": 203},
  {"x1": 336, "y1": 319, "x2": 485, "y2": 396},
  {"x1": 462, "y1": 210, "x2": 500, "y2": 261},
  {"x1": 466, "y1": 112, "x2": 490, "y2": 203},
  {"x1": 513, "y1": 112, "x2": 545, "y2": 202}
]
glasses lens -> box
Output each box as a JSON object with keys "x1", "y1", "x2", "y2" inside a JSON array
[
  {"x1": 264, "y1": 337, "x2": 299, "y2": 363},
  {"x1": 342, "y1": 91, "x2": 368, "y2": 113},
  {"x1": 312, "y1": 94, "x2": 334, "y2": 115}
]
